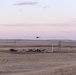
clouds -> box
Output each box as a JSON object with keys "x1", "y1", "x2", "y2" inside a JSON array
[
  {"x1": 13, "y1": 2, "x2": 38, "y2": 6},
  {"x1": 0, "y1": 24, "x2": 76, "y2": 39},
  {"x1": 13, "y1": 1, "x2": 50, "y2": 9},
  {"x1": 59, "y1": 31, "x2": 76, "y2": 34}
]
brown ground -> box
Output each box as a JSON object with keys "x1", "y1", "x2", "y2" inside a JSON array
[{"x1": 0, "y1": 52, "x2": 76, "y2": 75}]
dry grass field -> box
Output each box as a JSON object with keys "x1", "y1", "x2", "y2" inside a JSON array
[
  {"x1": 0, "y1": 40, "x2": 76, "y2": 53},
  {"x1": 0, "y1": 52, "x2": 76, "y2": 75},
  {"x1": 0, "y1": 40, "x2": 76, "y2": 75}
]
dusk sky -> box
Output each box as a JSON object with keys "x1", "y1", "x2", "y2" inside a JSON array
[{"x1": 0, "y1": 0, "x2": 76, "y2": 40}]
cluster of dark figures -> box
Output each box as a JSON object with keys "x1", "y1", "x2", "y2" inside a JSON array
[
  {"x1": 9, "y1": 48, "x2": 45, "y2": 53},
  {"x1": 27, "y1": 49, "x2": 45, "y2": 53}
]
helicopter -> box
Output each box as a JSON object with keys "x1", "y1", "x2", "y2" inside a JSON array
[{"x1": 36, "y1": 36, "x2": 40, "y2": 39}]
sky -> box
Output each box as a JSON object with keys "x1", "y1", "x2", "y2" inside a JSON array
[{"x1": 0, "y1": 0, "x2": 76, "y2": 40}]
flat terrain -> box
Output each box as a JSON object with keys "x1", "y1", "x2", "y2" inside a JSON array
[
  {"x1": 0, "y1": 52, "x2": 76, "y2": 75},
  {"x1": 0, "y1": 40, "x2": 76, "y2": 52}
]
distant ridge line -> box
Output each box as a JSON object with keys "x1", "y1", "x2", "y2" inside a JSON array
[{"x1": 0, "y1": 39, "x2": 59, "y2": 41}]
